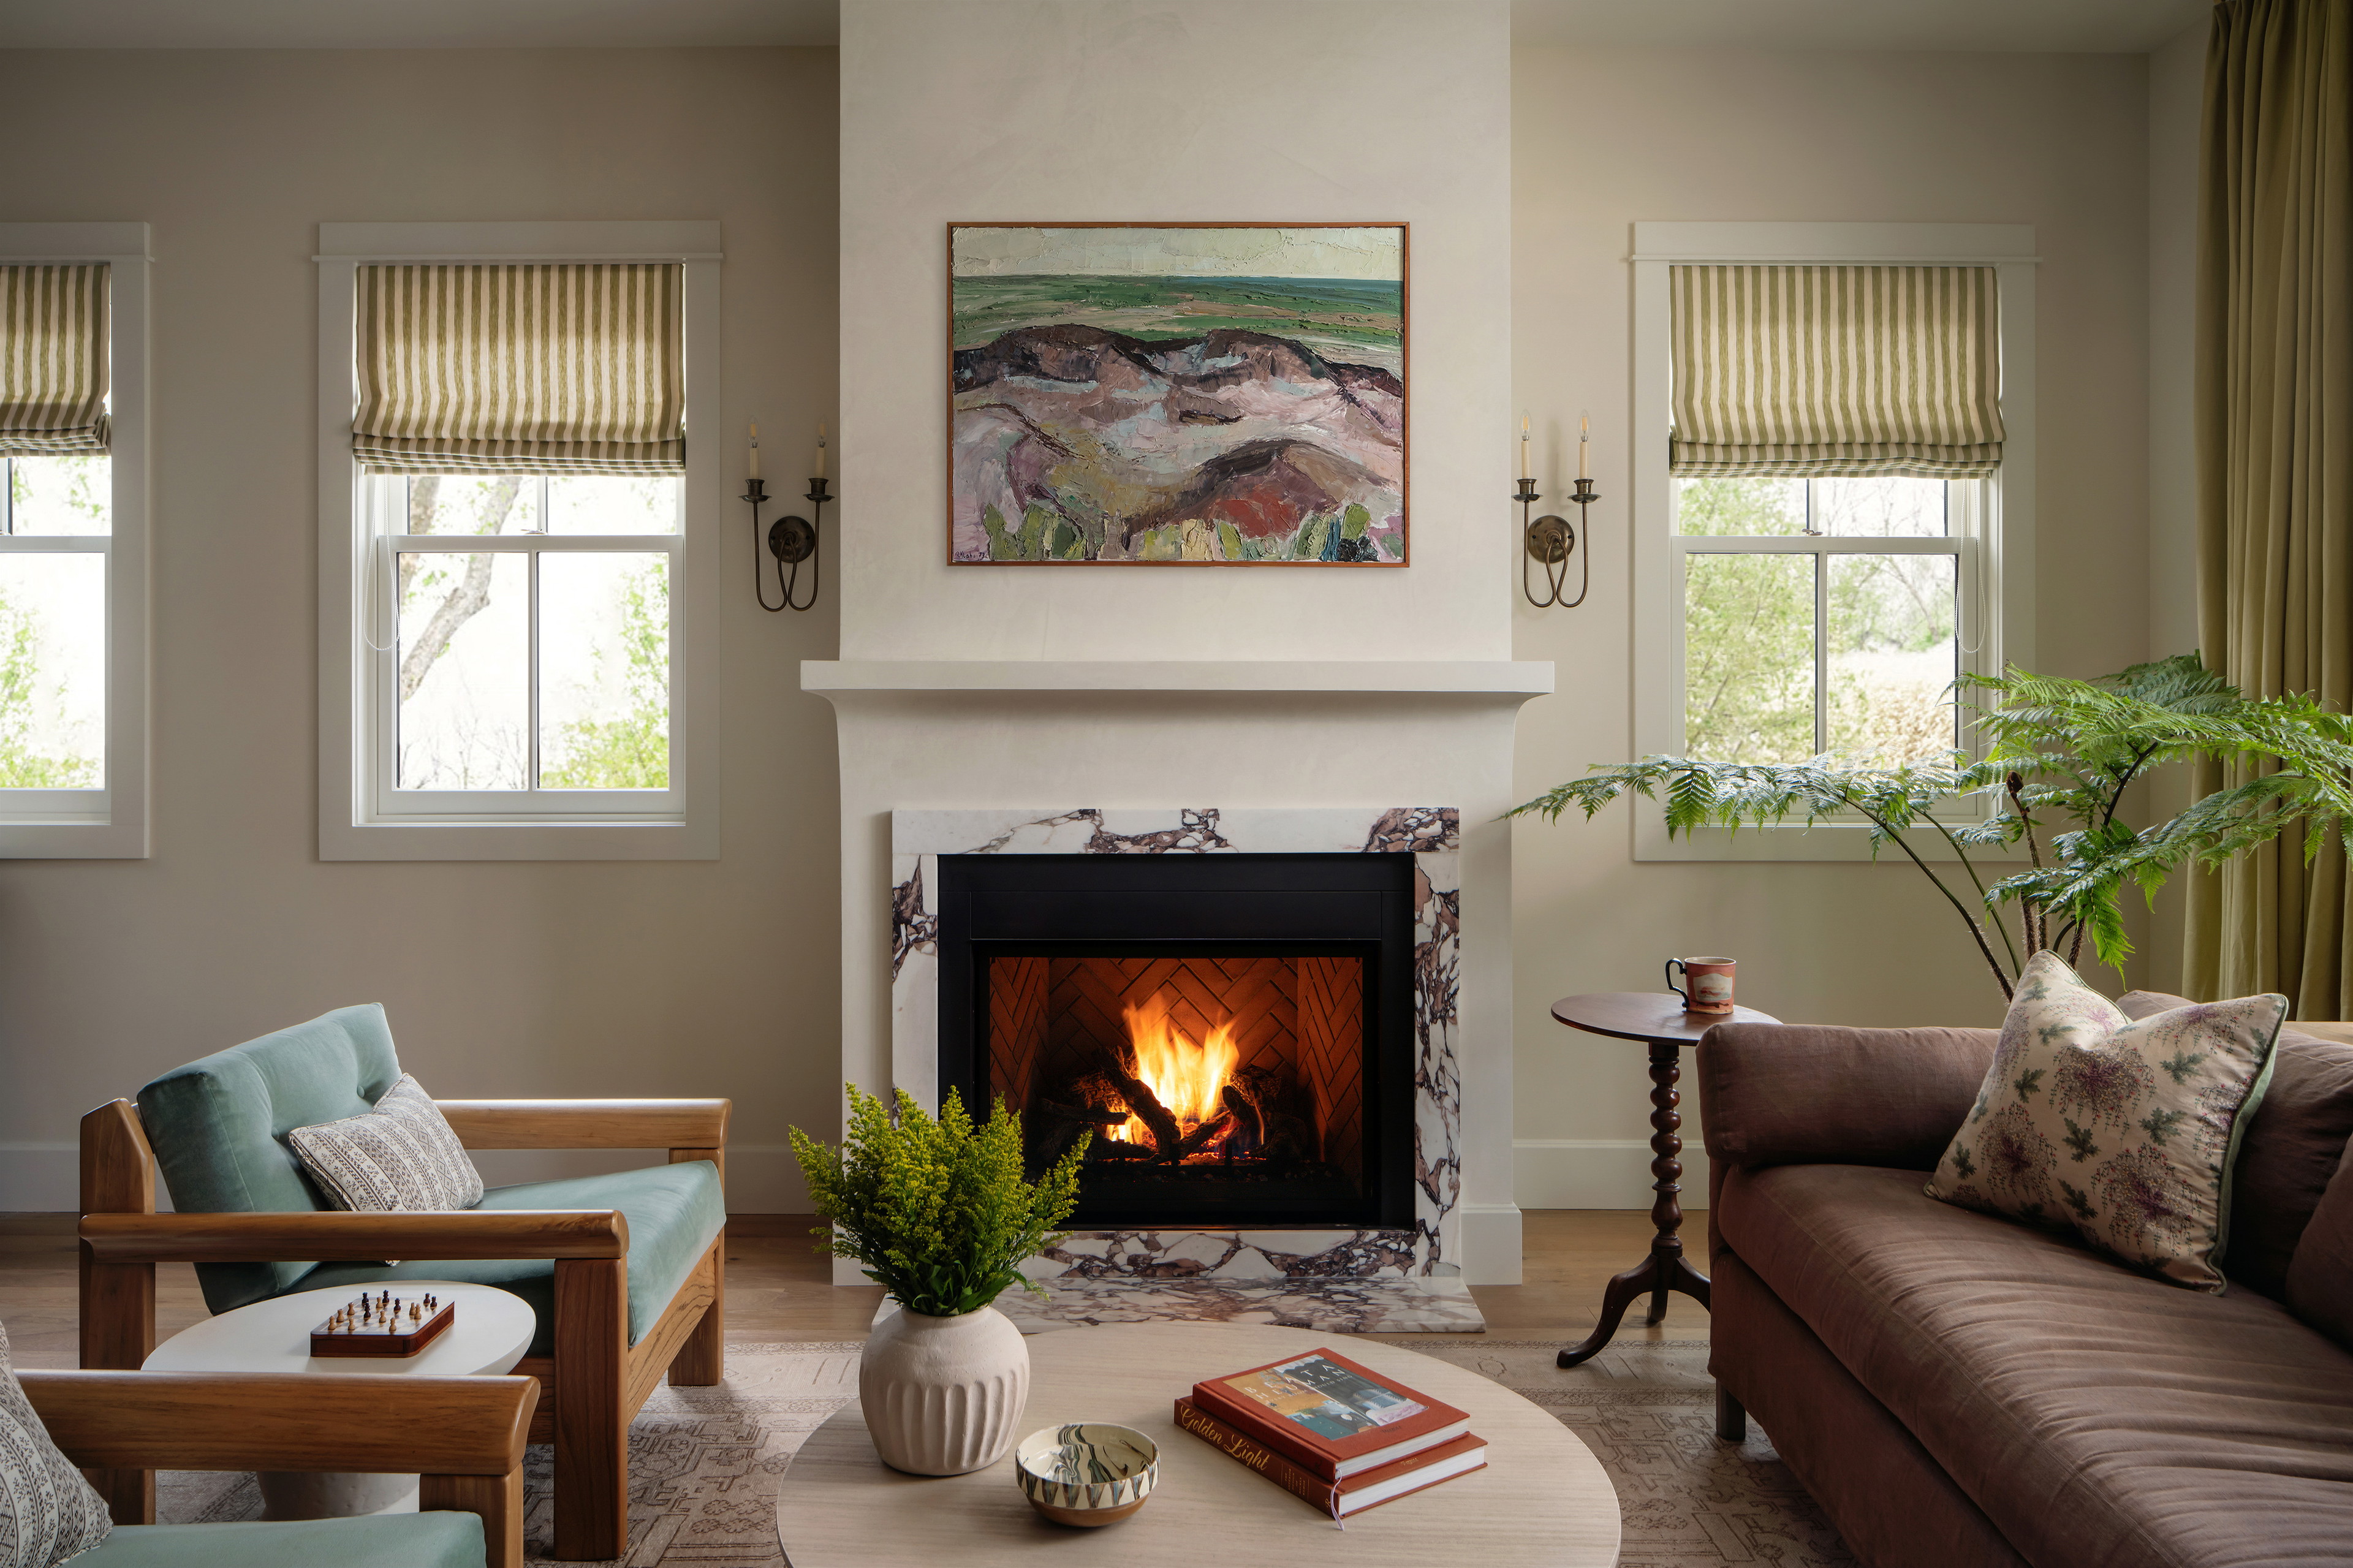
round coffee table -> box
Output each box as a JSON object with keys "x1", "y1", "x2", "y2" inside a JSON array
[
  {"x1": 1548, "y1": 992, "x2": 1779, "y2": 1370},
  {"x1": 778, "y1": 1320, "x2": 1618, "y2": 1566},
  {"x1": 144, "y1": 1279, "x2": 535, "y2": 1520}
]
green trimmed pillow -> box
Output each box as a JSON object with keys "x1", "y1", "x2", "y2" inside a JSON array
[{"x1": 1925, "y1": 951, "x2": 2286, "y2": 1292}]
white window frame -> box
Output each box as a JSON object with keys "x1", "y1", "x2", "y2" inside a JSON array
[
  {"x1": 0, "y1": 223, "x2": 150, "y2": 860},
  {"x1": 317, "y1": 221, "x2": 721, "y2": 861},
  {"x1": 1629, "y1": 221, "x2": 2037, "y2": 863}
]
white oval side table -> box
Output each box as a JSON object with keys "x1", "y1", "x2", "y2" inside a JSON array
[{"x1": 144, "y1": 1279, "x2": 536, "y2": 1520}]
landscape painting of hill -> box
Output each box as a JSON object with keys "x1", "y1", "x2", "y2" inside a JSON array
[{"x1": 949, "y1": 224, "x2": 1406, "y2": 564}]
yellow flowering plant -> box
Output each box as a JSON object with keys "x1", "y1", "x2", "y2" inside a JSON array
[{"x1": 789, "y1": 1085, "x2": 1089, "y2": 1317}]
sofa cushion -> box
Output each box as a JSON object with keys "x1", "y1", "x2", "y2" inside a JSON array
[
  {"x1": 2123, "y1": 990, "x2": 2353, "y2": 1298},
  {"x1": 77, "y1": 1513, "x2": 483, "y2": 1568},
  {"x1": 294, "y1": 1159, "x2": 724, "y2": 1355},
  {"x1": 2287, "y1": 1140, "x2": 2353, "y2": 1349},
  {"x1": 0, "y1": 1322, "x2": 111, "y2": 1567},
  {"x1": 1719, "y1": 1161, "x2": 2353, "y2": 1568},
  {"x1": 1927, "y1": 953, "x2": 2286, "y2": 1291},
  {"x1": 137, "y1": 1006, "x2": 403, "y2": 1312}
]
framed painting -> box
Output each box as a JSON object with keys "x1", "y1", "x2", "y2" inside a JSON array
[{"x1": 949, "y1": 222, "x2": 1407, "y2": 565}]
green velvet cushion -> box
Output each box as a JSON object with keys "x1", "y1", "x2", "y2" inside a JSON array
[
  {"x1": 297, "y1": 1160, "x2": 725, "y2": 1355},
  {"x1": 77, "y1": 1513, "x2": 483, "y2": 1568},
  {"x1": 136, "y1": 1005, "x2": 403, "y2": 1312}
]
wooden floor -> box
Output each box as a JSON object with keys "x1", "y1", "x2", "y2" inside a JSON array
[{"x1": 0, "y1": 1210, "x2": 1708, "y2": 1368}]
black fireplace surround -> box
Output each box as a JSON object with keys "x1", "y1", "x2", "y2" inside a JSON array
[{"x1": 935, "y1": 853, "x2": 1417, "y2": 1229}]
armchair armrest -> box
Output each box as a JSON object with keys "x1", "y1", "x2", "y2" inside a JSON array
[
  {"x1": 435, "y1": 1098, "x2": 730, "y2": 1152},
  {"x1": 1697, "y1": 1022, "x2": 1997, "y2": 1173},
  {"x1": 23, "y1": 1371, "x2": 534, "y2": 1475},
  {"x1": 79, "y1": 1208, "x2": 627, "y2": 1263}
]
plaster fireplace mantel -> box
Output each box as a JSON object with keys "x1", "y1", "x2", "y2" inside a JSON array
[{"x1": 801, "y1": 660, "x2": 1555, "y2": 696}]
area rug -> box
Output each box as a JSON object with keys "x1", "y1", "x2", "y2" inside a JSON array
[{"x1": 159, "y1": 1337, "x2": 1852, "y2": 1566}]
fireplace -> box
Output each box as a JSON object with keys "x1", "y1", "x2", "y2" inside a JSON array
[{"x1": 935, "y1": 852, "x2": 1417, "y2": 1230}]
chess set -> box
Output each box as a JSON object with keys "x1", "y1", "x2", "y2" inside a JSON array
[{"x1": 309, "y1": 1289, "x2": 455, "y2": 1358}]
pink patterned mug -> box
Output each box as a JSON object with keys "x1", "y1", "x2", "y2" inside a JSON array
[{"x1": 1666, "y1": 957, "x2": 1737, "y2": 1014}]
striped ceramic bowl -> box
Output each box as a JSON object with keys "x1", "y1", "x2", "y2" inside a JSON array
[{"x1": 1015, "y1": 1423, "x2": 1159, "y2": 1528}]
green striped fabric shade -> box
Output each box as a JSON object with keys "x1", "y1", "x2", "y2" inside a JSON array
[
  {"x1": 1670, "y1": 265, "x2": 2004, "y2": 478},
  {"x1": 352, "y1": 263, "x2": 683, "y2": 475},
  {"x1": 0, "y1": 264, "x2": 110, "y2": 456}
]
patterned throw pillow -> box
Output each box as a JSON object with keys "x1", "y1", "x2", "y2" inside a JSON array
[
  {"x1": 289, "y1": 1074, "x2": 484, "y2": 1214},
  {"x1": 0, "y1": 1320, "x2": 112, "y2": 1567},
  {"x1": 1926, "y1": 952, "x2": 2287, "y2": 1292}
]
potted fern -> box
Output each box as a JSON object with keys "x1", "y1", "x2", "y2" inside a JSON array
[
  {"x1": 790, "y1": 1085, "x2": 1087, "y2": 1475},
  {"x1": 1512, "y1": 655, "x2": 2353, "y2": 1001}
]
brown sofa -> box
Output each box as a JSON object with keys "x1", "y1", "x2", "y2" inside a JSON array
[{"x1": 1699, "y1": 990, "x2": 2353, "y2": 1568}]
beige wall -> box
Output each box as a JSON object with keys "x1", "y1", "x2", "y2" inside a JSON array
[
  {"x1": 0, "y1": 48, "x2": 841, "y2": 1210},
  {"x1": 1509, "y1": 46, "x2": 2155, "y2": 1203}
]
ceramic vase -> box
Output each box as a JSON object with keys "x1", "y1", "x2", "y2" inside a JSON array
[{"x1": 859, "y1": 1303, "x2": 1029, "y2": 1475}]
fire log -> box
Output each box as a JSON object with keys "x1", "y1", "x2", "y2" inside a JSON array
[
  {"x1": 1096, "y1": 1048, "x2": 1183, "y2": 1157},
  {"x1": 1219, "y1": 1081, "x2": 1264, "y2": 1148},
  {"x1": 1171, "y1": 1110, "x2": 1236, "y2": 1162},
  {"x1": 1043, "y1": 1099, "x2": 1130, "y2": 1127}
]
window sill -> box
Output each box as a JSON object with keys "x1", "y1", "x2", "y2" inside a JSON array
[
  {"x1": 321, "y1": 819, "x2": 713, "y2": 863},
  {"x1": 0, "y1": 820, "x2": 148, "y2": 859},
  {"x1": 1632, "y1": 812, "x2": 2020, "y2": 865}
]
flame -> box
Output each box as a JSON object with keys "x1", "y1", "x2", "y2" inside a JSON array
[{"x1": 1110, "y1": 994, "x2": 1240, "y2": 1146}]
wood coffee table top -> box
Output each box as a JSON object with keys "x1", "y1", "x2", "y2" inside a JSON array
[
  {"x1": 1550, "y1": 991, "x2": 1780, "y2": 1047},
  {"x1": 778, "y1": 1320, "x2": 1619, "y2": 1567}
]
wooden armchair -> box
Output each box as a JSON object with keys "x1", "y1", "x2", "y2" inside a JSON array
[
  {"x1": 25, "y1": 1369, "x2": 535, "y2": 1568},
  {"x1": 78, "y1": 1006, "x2": 730, "y2": 1562}
]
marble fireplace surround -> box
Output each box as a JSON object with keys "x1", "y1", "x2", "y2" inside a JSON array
[{"x1": 890, "y1": 806, "x2": 1461, "y2": 1282}]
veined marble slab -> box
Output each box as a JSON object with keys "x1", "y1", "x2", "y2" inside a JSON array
[{"x1": 873, "y1": 1276, "x2": 1488, "y2": 1336}]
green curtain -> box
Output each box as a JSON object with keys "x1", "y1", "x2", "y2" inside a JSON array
[{"x1": 2187, "y1": 0, "x2": 2352, "y2": 1014}]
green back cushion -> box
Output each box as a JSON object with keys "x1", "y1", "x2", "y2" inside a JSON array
[{"x1": 136, "y1": 1004, "x2": 403, "y2": 1312}]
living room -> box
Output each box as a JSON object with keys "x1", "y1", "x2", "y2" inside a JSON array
[{"x1": 0, "y1": 1, "x2": 2345, "y2": 1564}]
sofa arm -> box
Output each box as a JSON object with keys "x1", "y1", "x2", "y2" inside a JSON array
[
  {"x1": 23, "y1": 1370, "x2": 534, "y2": 1475},
  {"x1": 79, "y1": 1208, "x2": 627, "y2": 1262},
  {"x1": 1698, "y1": 1022, "x2": 1997, "y2": 1173},
  {"x1": 435, "y1": 1098, "x2": 730, "y2": 1153}
]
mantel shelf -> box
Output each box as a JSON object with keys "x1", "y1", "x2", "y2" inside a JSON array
[{"x1": 800, "y1": 660, "x2": 1556, "y2": 695}]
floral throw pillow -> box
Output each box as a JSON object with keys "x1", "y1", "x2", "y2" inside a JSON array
[{"x1": 1925, "y1": 952, "x2": 2287, "y2": 1291}]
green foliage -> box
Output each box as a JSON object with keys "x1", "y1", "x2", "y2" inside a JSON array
[
  {"x1": 789, "y1": 1085, "x2": 1088, "y2": 1317},
  {"x1": 1512, "y1": 651, "x2": 2353, "y2": 1002},
  {"x1": 0, "y1": 588, "x2": 97, "y2": 788},
  {"x1": 540, "y1": 560, "x2": 669, "y2": 789}
]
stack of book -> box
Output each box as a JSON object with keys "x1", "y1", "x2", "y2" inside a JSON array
[{"x1": 1173, "y1": 1346, "x2": 1488, "y2": 1520}]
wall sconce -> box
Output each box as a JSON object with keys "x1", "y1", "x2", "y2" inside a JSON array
[
  {"x1": 1518, "y1": 412, "x2": 1593, "y2": 608},
  {"x1": 747, "y1": 423, "x2": 827, "y2": 613}
]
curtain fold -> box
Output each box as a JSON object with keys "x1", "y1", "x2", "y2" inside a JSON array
[
  {"x1": 0, "y1": 264, "x2": 110, "y2": 457},
  {"x1": 2186, "y1": 0, "x2": 2353, "y2": 1015},
  {"x1": 1669, "y1": 263, "x2": 2004, "y2": 477},
  {"x1": 352, "y1": 263, "x2": 683, "y2": 475}
]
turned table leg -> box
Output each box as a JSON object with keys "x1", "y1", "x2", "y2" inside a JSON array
[{"x1": 1558, "y1": 1038, "x2": 1710, "y2": 1368}]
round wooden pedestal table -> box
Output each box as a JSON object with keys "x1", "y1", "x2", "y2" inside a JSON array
[
  {"x1": 779, "y1": 1320, "x2": 1619, "y2": 1567},
  {"x1": 1548, "y1": 991, "x2": 1780, "y2": 1369},
  {"x1": 144, "y1": 1279, "x2": 535, "y2": 1520}
]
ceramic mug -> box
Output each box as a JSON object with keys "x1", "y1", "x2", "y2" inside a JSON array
[{"x1": 1666, "y1": 956, "x2": 1737, "y2": 1014}]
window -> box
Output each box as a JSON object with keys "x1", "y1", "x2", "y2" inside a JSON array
[
  {"x1": 1629, "y1": 224, "x2": 2037, "y2": 862},
  {"x1": 318, "y1": 222, "x2": 720, "y2": 860},
  {"x1": 0, "y1": 228, "x2": 149, "y2": 858},
  {"x1": 1677, "y1": 474, "x2": 1980, "y2": 765}
]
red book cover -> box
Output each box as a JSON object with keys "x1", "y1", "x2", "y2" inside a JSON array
[
  {"x1": 1189, "y1": 1346, "x2": 1473, "y2": 1481},
  {"x1": 1174, "y1": 1398, "x2": 1488, "y2": 1519}
]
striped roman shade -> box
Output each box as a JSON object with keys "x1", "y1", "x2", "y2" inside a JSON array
[
  {"x1": 1670, "y1": 265, "x2": 2004, "y2": 478},
  {"x1": 0, "y1": 263, "x2": 110, "y2": 457},
  {"x1": 352, "y1": 263, "x2": 683, "y2": 475}
]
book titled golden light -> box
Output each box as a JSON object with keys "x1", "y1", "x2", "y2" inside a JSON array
[{"x1": 1174, "y1": 1397, "x2": 1487, "y2": 1519}]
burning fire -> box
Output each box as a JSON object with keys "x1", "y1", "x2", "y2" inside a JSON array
[{"x1": 1110, "y1": 994, "x2": 1240, "y2": 1145}]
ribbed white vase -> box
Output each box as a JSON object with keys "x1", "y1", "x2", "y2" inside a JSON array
[{"x1": 859, "y1": 1303, "x2": 1029, "y2": 1475}]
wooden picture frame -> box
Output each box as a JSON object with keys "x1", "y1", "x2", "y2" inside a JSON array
[{"x1": 947, "y1": 222, "x2": 1408, "y2": 566}]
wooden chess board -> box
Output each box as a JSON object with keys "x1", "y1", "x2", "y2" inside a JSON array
[{"x1": 309, "y1": 1289, "x2": 455, "y2": 1358}]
